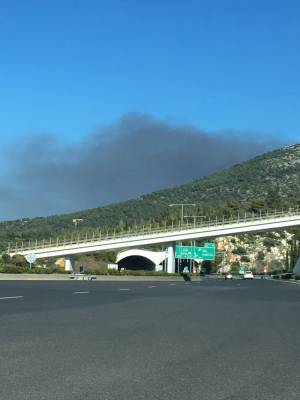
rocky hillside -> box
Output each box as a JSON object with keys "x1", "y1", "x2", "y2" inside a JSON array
[{"x1": 215, "y1": 231, "x2": 295, "y2": 273}]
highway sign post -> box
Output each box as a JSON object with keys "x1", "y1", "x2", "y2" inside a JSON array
[
  {"x1": 239, "y1": 266, "x2": 245, "y2": 275},
  {"x1": 25, "y1": 253, "x2": 37, "y2": 269}
]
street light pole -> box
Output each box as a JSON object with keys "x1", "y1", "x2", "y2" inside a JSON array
[
  {"x1": 169, "y1": 203, "x2": 196, "y2": 273},
  {"x1": 169, "y1": 203, "x2": 196, "y2": 225},
  {"x1": 72, "y1": 218, "x2": 84, "y2": 228}
]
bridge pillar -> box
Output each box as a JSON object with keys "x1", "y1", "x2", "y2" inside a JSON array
[
  {"x1": 155, "y1": 264, "x2": 163, "y2": 272},
  {"x1": 65, "y1": 257, "x2": 73, "y2": 272},
  {"x1": 293, "y1": 256, "x2": 300, "y2": 275},
  {"x1": 167, "y1": 244, "x2": 175, "y2": 274}
]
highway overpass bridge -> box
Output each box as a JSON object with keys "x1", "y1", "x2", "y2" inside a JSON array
[{"x1": 8, "y1": 207, "x2": 300, "y2": 273}]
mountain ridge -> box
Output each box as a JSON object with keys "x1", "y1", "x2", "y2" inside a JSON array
[{"x1": 1, "y1": 142, "x2": 300, "y2": 252}]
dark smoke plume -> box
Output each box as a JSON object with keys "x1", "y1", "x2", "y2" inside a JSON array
[{"x1": 0, "y1": 113, "x2": 282, "y2": 220}]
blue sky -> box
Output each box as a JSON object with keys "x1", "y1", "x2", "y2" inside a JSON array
[
  {"x1": 1, "y1": 0, "x2": 300, "y2": 145},
  {"x1": 1, "y1": 0, "x2": 300, "y2": 219}
]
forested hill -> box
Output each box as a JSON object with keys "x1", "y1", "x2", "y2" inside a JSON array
[{"x1": 1, "y1": 143, "x2": 300, "y2": 251}]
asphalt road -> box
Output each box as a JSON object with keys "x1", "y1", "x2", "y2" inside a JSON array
[{"x1": 0, "y1": 278, "x2": 300, "y2": 400}]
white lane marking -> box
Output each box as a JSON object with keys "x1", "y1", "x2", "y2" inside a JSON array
[
  {"x1": 119, "y1": 288, "x2": 130, "y2": 291},
  {"x1": 72, "y1": 291, "x2": 89, "y2": 294},
  {"x1": 275, "y1": 280, "x2": 300, "y2": 285},
  {"x1": 0, "y1": 296, "x2": 23, "y2": 300},
  {"x1": 148, "y1": 285, "x2": 157, "y2": 288},
  {"x1": 169, "y1": 283, "x2": 176, "y2": 286}
]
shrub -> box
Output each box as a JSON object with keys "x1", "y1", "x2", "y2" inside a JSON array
[
  {"x1": 11, "y1": 254, "x2": 27, "y2": 267},
  {"x1": 0, "y1": 264, "x2": 24, "y2": 273},
  {"x1": 263, "y1": 237, "x2": 278, "y2": 249},
  {"x1": 1, "y1": 254, "x2": 11, "y2": 264},
  {"x1": 85, "y1": 266, "x2": 108, "y2": 275},
  {"x1": 256, "y1": 251, "x2": 265, "y2": 261},
  {"x1": 240, "y1": 255, "x2": 250, "y2": 263},
  {"x1": 230, "y1": 262, "x2": 240, "y2": 272},
  {"x1": 232, "y1": 246, "x2": 246, "y2": 255},
  {"x1": 41, "y1": 266, "x2": 61, "y2": 274},
  {"x1": 0, "y1": 264, "x2": 62, "y2": 274}
]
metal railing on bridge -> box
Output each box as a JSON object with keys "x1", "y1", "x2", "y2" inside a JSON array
[{"x1": 8, "y1": 206, "x2": 300, "y2": 254}]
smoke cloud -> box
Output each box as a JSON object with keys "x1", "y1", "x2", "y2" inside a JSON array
[{"x1": 0, "y1": 113, "x2": 282, "y2": 220}]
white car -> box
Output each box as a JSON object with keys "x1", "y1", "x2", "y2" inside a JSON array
[
  {"x1": 225, "y1": 273, "x2": 233, "y2": 280},
  {"x1": 243, "y1": 271, "x2": 254, "y2": 280},
  {"x1": 70, "y1": 272, "x2": 96, "y2": 280}
]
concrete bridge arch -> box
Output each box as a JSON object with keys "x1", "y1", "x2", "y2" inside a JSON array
[{"x1": 116, "y1": 249, "x2": 167, "y2": 271}]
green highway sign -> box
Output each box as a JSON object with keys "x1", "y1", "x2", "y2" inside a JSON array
[
  {"x1": 175, "y1": 245, "x2": 195, "y2": 259},
  {"x1": 175, "y1": 243, "x2": 215, "y2": 260}
]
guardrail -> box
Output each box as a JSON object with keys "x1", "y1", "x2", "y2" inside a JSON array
[{"x1": 8, "y1": 206, "x2": 300, "y2": 254}]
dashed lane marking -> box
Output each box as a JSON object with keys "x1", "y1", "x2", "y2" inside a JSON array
[
  {"x1": 0, "y1": 296, "x2": 23, "y2": 300},
  {"x1": 148, "y1": 285, "x2": 157, "y2": 288},
  {"x1": 72, "y1": 291, "x2": 90, "y2": 294},
  {"x1": 119, "y1": 288, "x2": 130, "y2": 291}
]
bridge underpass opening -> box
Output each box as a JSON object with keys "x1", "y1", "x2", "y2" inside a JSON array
[
  {"x1": 175, "y1": 259, "x2": 210, "y2": 273},
  {"x1": 118, "y1": 256, "x2": 156, "y2": 271}
]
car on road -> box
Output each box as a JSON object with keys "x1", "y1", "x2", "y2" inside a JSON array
[
  {"x1": 243, "y1": 271, "x2": 254, "y2": 280},
  {"x1": 225, "y1": 273, "x2": 233, "y2": 280},
  {"x1": 69, "y1": 272, "x2": 97, "y2": 280}
]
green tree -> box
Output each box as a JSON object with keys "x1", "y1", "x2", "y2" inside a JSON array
[
  {"x1": 1, "y1": 253, "x2": 11, "y2": 264},
  {"x1": 240, "y1": 255, "x2": 250, "y2": 263},
  {"x1": 232, "y1": 246, "x2": 246, "y2": 255}
]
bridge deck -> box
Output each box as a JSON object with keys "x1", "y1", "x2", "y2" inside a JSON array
[{"x1": 8, "y1": 207, "x2": 300, "y2": 258}]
